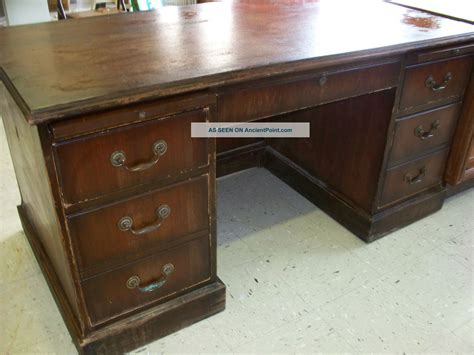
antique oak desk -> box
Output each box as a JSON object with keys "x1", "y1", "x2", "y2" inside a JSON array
[{"x1": 1, "y1": 1, "x2": 473, "y2": 353}]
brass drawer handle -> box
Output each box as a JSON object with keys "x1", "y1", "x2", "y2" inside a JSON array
[
  {"x1": 110, "y1": 139, "x2": 167, "y2": 172},
  {"x1": 425, "y1": 72, "x2": 452, "y2": 92},
  {"x1": 118, "y1": 205, "x2": 171, "y2": 236},
  {"x1": 414, "y1": 120, "x2": 440, "y2": 140},
  {"x1": 126, "y1": 263, "x2": 175, "y2": 293},
  {"x1": 404, "y1": 167, "x2": 426, "y2": 185}
]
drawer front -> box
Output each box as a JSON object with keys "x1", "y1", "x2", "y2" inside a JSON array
[
  {"x1": 380, "y1": 150, "x2": 449, "y2": 207},
  {"x1": 218, "y1": 62, "x2": 399, "y2": 122},
  {"x1": 82, "y1": 236, "x2": 211, "y2": 325},
  {"x1": 390, "y1": 103, "x2": 460, "y2": 164},
  {"x1": 68, "y1": 175, "x2": 209, "y2": 276},
  {"x1": 399, "y1": 56, "x2": 472, "y2": 113},
  {"x1": 54, "y1": 109, "x2": 209, "y2": 205}
]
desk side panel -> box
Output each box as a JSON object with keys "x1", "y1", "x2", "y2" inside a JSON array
[
  {"x1": 445, "y1": 69, "x2": 474, "y2": 186},
  {"x1": 0, "y1": 84, "x2": 82, "y2": 326}
]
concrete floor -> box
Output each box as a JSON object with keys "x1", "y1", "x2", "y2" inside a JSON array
[{"x1": 0, "y1": 117, "x2": 473, "y2": 353}]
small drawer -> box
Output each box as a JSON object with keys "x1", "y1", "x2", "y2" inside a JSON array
[
  {"x1": 399, "y1": 56, "x2": 472, "y2": 114},
  {"x1": 218, "y1": 61, "x2": 399, "y2": 122},
  {"x1": 390, "y1": 103, "x2": 460, "y2": 164},
  {"x1": 380, "y1": 149, "x2": 449, "y2": 207},
  {"x1": 82, "y1": 236, "x2": 212, "y2": 326},
  {"x1": 68, "y1": 175, "x2": 210, "y2": 277},
  {"x1": 54, "y1": 109, "x2": 209, "y2": 205}
]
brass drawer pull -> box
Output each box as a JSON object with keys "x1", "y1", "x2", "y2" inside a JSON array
[
  {"x1": 110, "y1": 139, "x2": 167, "y2": 172},
  {"x1": 126, "y1": 263, "x2": 175, "y2": 293},
  {"x1": 425, "y1": 72, "x2": 452, "y2": 92},
  {"x1": 404, "y1": 167, "x2": 426, "y2": 185},
  {"x1": 414, "y1": 120, "x2": 440, "y2": 140},
  {"x1": 118, "y1": 205, "x2": 171, "y2": 236}
]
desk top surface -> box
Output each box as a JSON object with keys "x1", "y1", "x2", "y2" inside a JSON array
[
  {"x1": 0, "y1": 0, "x2": 473, "y2": 124},
  {"x1": 387, "y1": 0, "x2": 474, "y2": 24}
]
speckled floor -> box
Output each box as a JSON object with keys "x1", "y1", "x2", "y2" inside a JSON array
[{"x1": 1, "y1": 117, "x2": 473, "y2": 353}]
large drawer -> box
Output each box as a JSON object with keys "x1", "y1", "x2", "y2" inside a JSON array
[
  {"x1": 82, "y1": 236, "x2": 212, "y2": 326},
  {"x1": 380, "y1": 149, "x2": 449, "y2": 207},
  {"x1": 68, "y1": 175, "x2": 210, "y2": 277},
  {"x1": 218, "y1": 61, "x2": 400, "y2": 122},
  {"x1": 390, "y1": 103, "x2": 460, "y2": 164},
  {"x1": 399, "y1": 56, "x2": 472, "y2": 114},
  {"x1": 53, "y1": 109, "x2": 209, "y2": 205}
]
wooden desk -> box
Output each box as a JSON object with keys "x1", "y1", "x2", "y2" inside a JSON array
[
  {"x1": 385, "y1": 0, "x2": 474, "y2": 194},
  {"x1": 1, "y1": 1, "x2": 473, "y2": 353}
]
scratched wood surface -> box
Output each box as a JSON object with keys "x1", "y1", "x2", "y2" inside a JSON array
[{"x1": 0, "y1": 0, "x2": 473, "y2": 123}]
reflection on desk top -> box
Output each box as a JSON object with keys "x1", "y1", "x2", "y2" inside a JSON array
[
  {"x1": 0, "y1": 0, "x2": 473, "y2": 124},
  {"x1": 387, "y1": 0, "x2": 474, "y2": 24}
]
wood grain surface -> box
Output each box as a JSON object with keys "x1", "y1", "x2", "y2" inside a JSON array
[{"x1": 0, "y1": 0, "x2": 472, "y2": 123}]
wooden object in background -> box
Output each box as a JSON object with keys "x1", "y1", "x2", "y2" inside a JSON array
[{"x1": 48, "y1": 0, "x2": 69, "y2": 11}]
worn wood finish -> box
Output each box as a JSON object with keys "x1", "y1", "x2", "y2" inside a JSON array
[
  {"x1": 54, "y1": 109, "x2": 209, "y2": 205},
  {"x1": 445, "y1": 70, "x2": 474, "y2": 186},
  {"x1": 265, "y1": 147, "x2": 445, "y2": 242},
  {"x1": 389, "y1": 102, "x2": 461, "y2": 165},
  {"x1": 0, "y1": 1, "x2": 473, "y2": 123},
  {"x1": 405, "y1": 43, "x2": 474, "y2": 65},
  {"x1": 68, "y1": 176, "x2": 209, "y2": 277},
  {"x1": 399, "y1": 56, "x2": 472, "y2": 114},
  {"x1": 387, "y1": 0, "x2": 474, "y2": 24},
  {"x1": 380, "y1": 149, "x2": 449, "y2": 207},
  {"x1": 19, "y1": 208, "x2": 225, "y2": 355},
  {"x1": 83, "y1": 236, "x2": 212, "y2": 326},
  {"x1": 218, "y1": 61, "x2": 400, "y2": 123},
  {"x1": 270, "y1": 89, "x2": 396, "y2": 213},
  {"x1": 1, "y1": 84, "x2": 84, "y2": 325},
  {"x1": 51, "y1": 93, "x2": 214, "y2": 140},
  {"x1": 81, "y1": 280, "x2": 225, "y2": 355},
  {"x1": 2, "y1": 2, "x2": 474, "y2": 353},
  {"x1": 216, "y1": 141, "x2": 266, "y2": 177}
]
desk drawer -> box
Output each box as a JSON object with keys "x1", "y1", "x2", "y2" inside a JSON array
[
  {"x1": 399, "y1": 56, "x2": 471, "y2": 114},
  {"x1": 54, "y1": 109, "x2": 209, "y2": 205},
  {"x1": 380, "y1": 149, "x2": 448, "y2": 207},
  {"x1": 390, "y1": 103, "x2": 460, "y2": 164},
  {"x1": 68, "y1": 175, "x2": 209, "y2": 276},
  {"x1": 218, "y1": 62, "x2": 399, "y2": 122},
  {"x1": 82, "y1": 236, "x2": 211, "y2": 326}
]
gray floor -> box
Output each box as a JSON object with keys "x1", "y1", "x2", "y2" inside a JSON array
[{"x1": 0, "y1": 116, "x2": 473, "y2": 352}]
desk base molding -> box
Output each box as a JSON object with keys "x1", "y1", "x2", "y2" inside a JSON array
[
  {"x1": 19, "y1": 205, "x2": 226, "y2": 355},
  {"x1": 265, "y1": 148, "x2": 445, "y2": 242},
  {"x1": 216, "y1": 141, "x2": 265, "y2": 177}
]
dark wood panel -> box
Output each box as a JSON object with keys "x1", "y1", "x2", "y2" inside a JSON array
[
  {"x1": 19, "y1": 208, "x2": 225, "y2": 355},
  {"x1": 82, "y1": 236, "x2": 212, "y2": 326},
  {"x1": 381, "y1": 149, "x2": 448, "y2": 206},
  {"x1": 54, "y1": 109, "x2": 209, "y2": 205},
  {"x1": 218, "y1": 62, "x2": 400, "y2": 122},
  {"x1": 390, "y1": 102, "x2": 461, "y2": 165},
  {"x1": 445, "y1": 70, "x2": 474, "y2": 186},
  {"x1": 466, "y1": 137, "x2": 474, "y2": 171},
  {"x1": 399, "y1": 56, "x2": 472, "y2": 114},
  {"x1": 51, "y1": 93, "x2": 214, "y2": 140},
  {"x1": 0, "y1": 84, "x2": 84, "y2": 326},
  {"x1": 265, "y1": 147, "x2": 445, "y2": 242},
  {"x1": 68, "y1": 176, "x2": 209, "y2": 277},
  {"x1": 270, "y1": 89, "x2": 396, "y2": 213},
  {"x1": 217, "y1": 138, "x2": 263, "y2": 154},
  {"x1": 0, "y1": 1, "x2": 473, "y2": 123},
  {"x1": 216, "y1": 141, "x2": 266, "y2": 177},
  {"x1": 83, "y1": 281, "x2": 225, "y2": 354},
  {"x1": 406, "y1": 43, "x2": 474, "y2": 65}
]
